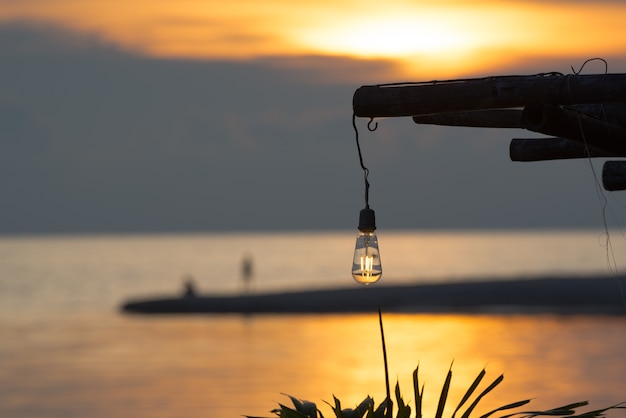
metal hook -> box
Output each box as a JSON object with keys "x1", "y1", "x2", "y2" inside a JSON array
[{"x1": 367, "y1": 117, "x2": 378, "y2": 132}]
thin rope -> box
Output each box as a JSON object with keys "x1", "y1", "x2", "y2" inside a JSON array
[
  {"x1": 565, "y1": 59, "x2": 625, "y2": 309},
  {"x1": 353, "y1": 112, "x2": 370, "y2": 208},
  {"x1": 565, "y1": 61, "x2": 611, "y2": 243},
  {"x1": 365, "y1": 72, "x2": 564, "y2": 89}
]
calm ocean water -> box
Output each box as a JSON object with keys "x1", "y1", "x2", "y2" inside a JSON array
[{"x1": 0, "y1": 230, "x2": 625, "y2": 418}]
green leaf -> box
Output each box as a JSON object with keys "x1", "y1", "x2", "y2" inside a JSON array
[
  {"x1": 512, "y1": 401, "x2": 626, "y2": 418},
  {"x1": 281, "y1": 394, "x2": 318, "y2": 418},
  {"x1": 452, "y1": 368, "x2": 486, "y2": 418},
  {"x1": 395, "y1": 382, "x2": 405, "y2": 409},
  {"x1": 413, "y1": 365, "x2": 423, "y2": 418},
  {"x1": 551, "y1": 402, "x2": 590, "y2": 410},
  {"x1": 366, "y1": 400, "x2": 382, "y2": 418},
  {"x1": 395, "y1": 381, "x2": 412, "y2": 418},
  {"x1": 397, "y1": 406, "x2": 412, "y2": 418},
  {"x1": 573, "y1": 402, "x2": 626, "y2": 418},
  {"x1": 460, "y1": 373, "x2": 504, "y2": 418},
  {"x1": 374, "y1": 398, "x2": 390, "y2": 418},
  {"x1": 284, "y1": 394, "x2": 305, "y2": 412},
  {"x1": 300, "y1": 401, "x2": 318, "y2": 418},
  {"x1": 278, "y1": 403, "x2": 310, "y2": 418},
  {"x1": 351, "y1": 397, "x2": 374, "y2": 418},
  {"x1": 542, "y1": 401, "x2": 590, "y2": 415},
  {"x1": 435, "y1": 363, "x2": 454, "y2": 418},
  {"x1": 574, "y1": 409, "x2": 613, "y2": 418},
  {"x1": 501, "y1": 401, "x2": 608, "y2": 418},
  {"x1": 323, "y1": 395, "x2": 343, "y2": 418},
  {"x1": 479, "y1": 399, "x2": 532, "y2": 418}
]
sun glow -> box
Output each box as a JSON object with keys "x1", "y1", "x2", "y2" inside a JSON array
[
  {"x1": 295, "y1": 13, "x2": 483, "y2": 59},
  {"x1": 0, "y1": 0, "x2": 625, "y2": 77},
  {"x1": 291, "y1": 2, "x2": 626, "y2": 77}
]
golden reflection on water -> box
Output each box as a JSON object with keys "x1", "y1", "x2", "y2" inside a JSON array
[
  {"x1": 1, "y1": 313, "x2": 624, "y2": 418},
  {"x1": 215, "y1": 314, "x2": 625, "y2": 418}
]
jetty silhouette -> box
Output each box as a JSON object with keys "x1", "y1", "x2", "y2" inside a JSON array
[{"x1": 121, "y1": 277, "x2": 625, "y2": 315}]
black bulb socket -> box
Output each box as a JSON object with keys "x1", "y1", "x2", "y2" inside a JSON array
[{"x1": 358, "y1": 207, "x2": 376, "y2": 233}]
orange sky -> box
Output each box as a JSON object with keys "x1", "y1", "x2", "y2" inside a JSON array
[{"x1": 1, "y1": 0, "x2": 625, "y2": 78}]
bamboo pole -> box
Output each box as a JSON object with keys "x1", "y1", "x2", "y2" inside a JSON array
[
  {"x1": 521, "y1": 103, "x2": 626, "y2": 155},
  {"x1": 509, "y1": 137, "x2": 615, "y2": 162},
  {"x1": 353, "y1": 73, "x2": 626, "y2": 118},
  {"x1": 603, "y1": 161, "x2": 626, "y2": 191},
  {"x1": 412, "y1": 109, "x2": 523, "y2": 128}
]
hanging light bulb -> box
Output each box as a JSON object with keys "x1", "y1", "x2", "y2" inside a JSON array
[
  {"x1": 352, "y1": 207, "x2": 382, "y2": 284},
  {"x1": 351, "y1": 114, "x2": 382, "y2": 284}
]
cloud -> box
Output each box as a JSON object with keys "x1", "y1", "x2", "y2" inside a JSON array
[{"x1": 0, "y1": 23, "x2": 624, "y2": 234}]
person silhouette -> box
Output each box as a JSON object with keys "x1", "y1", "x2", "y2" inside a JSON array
[
  {"x1": 241, "y1": 254, "x2": 253, "y2": 293},
  {"x1": 182, "y1": 275, "x2": 197, "y2": 297}
]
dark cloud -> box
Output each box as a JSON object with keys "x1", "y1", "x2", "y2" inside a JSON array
[{"x1": 0, "y1": 23, "x2": 624, "y2": 234}]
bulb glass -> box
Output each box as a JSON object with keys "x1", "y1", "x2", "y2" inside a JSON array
[{"x1": 351, "y1": 230, "x2": 382, "y2": 284}]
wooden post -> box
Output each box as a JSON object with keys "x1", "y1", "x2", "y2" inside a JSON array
[
  {"x1": 353, "y1": 73, "x2": 626, "y2": 191},
  {"x1": 510, "y1": 137, "x2": 615, "y2": 162},
  {"x1": 353, "y1": 74, "x2": 626, "y2": 118},
  {"x1": 603, "y1": 161, "x2": 626, "y2": 191},
  {"x1": 413, "y1": 109, "x2": 523, "y2": 128},
  {"x1": 521, "y1": 103, "x2": 626, "y2": 155}
]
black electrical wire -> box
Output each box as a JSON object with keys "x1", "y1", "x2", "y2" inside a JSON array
[{"x1": 352, "y1": 112, "x2": 370, "y2": 208}]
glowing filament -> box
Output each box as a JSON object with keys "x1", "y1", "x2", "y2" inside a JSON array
[
  {"x1": 360, "y1": 255, "x2": 374, "y2": 277},
  {"x1": 352, "y1": 231, "x2": 382, "y2": 285}
]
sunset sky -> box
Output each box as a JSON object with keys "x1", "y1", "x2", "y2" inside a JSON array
[
  {"x1": 1, "y1": 0, "x2": 626, "y2": 79},
  {"x1": 0, "y1": 0, "x2": 625, "y2": 233}
]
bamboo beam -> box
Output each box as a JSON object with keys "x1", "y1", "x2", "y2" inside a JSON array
[
  {"x1": 521, "y1": 103, "x2": 626, "y2": 155},
  {"x1": 413, "y1": 109, "x2": 523, "y2": 128},
  {"x1": 603, "y1": 161, "x2": 626, "y2": 191},
  {"x1": 353, "y1": 73, "x2": 626, "y2": 118},
  {"x1": 412, "y1": 104, "x2": 626, "y2": 129},
  {"x1": 510, "y1": 137, "x2": 615, "y2": 162},
  {"x1": 570, "y1": 103, "x2": 626, "y2": 126}
]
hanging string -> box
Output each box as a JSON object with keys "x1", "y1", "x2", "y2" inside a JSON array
[
  {"x1": 564, "y1": 59, "x2": 610, "y2": 238},
  {"x1": 571, "y1": 57, "x2": 608, "y2": 75},
  {"x1": 565, "y1": 58, "x2": 625, "y2": 308},
  {"x1": 365, "y1": 72, "x2": 564, "y2": 90},
  {"x1": 353, "y1": 112, "x2": 371, "y2": 208}
]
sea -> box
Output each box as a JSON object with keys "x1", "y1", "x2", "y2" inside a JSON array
[{"x1": 0, "y1": 229, "x2": 625, "y2": 418}]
